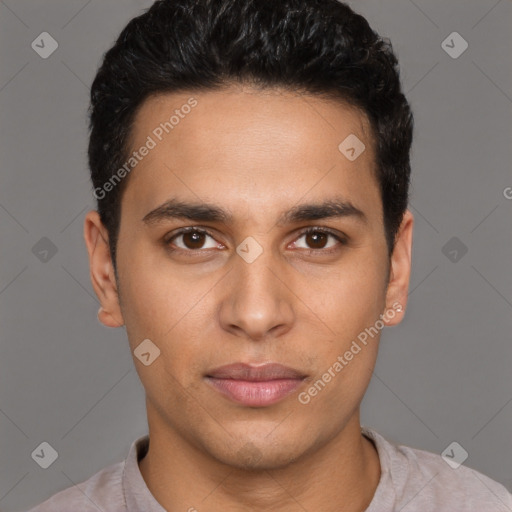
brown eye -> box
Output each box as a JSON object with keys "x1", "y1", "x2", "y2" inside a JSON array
[
  {"x1": 304, "y1": 231, "x2": 329, "y2": 249},
  {"x1": 293, "y1": 228, "x2": 346, "y2": 253},
  {"x1": 181, "y1": 231, "x2": 207, "y2": 250},
  {"x1": 167, "y1": 228, "x2": 219, "y2": 251}
]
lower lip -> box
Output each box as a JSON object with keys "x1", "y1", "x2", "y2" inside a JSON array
[{"x1": 206, "y1": 377, "x2": 304, "y2": 407}]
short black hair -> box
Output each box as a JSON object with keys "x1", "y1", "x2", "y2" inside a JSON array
[{"x1": 88, "y1": 0, "x2": 414, "y2": 269}]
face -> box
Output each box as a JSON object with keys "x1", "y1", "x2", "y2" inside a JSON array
[{"x1": 85, "y1": 85, "x2": 413, "y2": 469}]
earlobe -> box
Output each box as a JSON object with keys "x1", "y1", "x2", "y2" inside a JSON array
[
  {"x1": 84, "y1": 210, "x2": 125, "y2": 328},
  {"x1": 383, "y1": 209, "x2": 414, "y2": 327},
  {"x1": 97, "y1": 306, "x2": 124, "y2": 328}
]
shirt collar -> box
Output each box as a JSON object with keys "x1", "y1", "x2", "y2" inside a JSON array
[
  {"x1": 122, "y1": 427, "x2": 390, "y2": 511},
  {"x1": 122, "y1": 435, "x2": 166, "y2": 511}
]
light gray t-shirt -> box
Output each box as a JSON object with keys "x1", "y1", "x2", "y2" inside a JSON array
[{"x1": 27, "y1": 426, "x2": 512, "y2": 511}]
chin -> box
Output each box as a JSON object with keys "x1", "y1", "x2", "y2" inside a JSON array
[{"x1": 207, "y1": 436, "x2": 310, "y2": 471}]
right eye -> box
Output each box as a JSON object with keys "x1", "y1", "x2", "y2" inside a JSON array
[{"x1": 165, "y1": 227, "x2": 224, "y2": 253}]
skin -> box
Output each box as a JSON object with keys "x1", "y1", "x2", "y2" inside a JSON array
[{"x1": 84, "y1": 84, "x2": 413, "y2": 512}]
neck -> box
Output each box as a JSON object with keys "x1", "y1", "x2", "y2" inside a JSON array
[{"x1": 139, "y1": 408, "x2": 381, "y2": 512}]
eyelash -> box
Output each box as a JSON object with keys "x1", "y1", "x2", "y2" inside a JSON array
[{"x1": 164, "y1": 226, "x2": 347, "y2": 256}]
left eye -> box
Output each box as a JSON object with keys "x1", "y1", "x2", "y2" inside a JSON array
[{"x1": 292, "y1": 228, "x2": 344, "y2": 251}]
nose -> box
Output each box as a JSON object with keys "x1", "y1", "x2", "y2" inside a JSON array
[{"x1": 218, "y1": 250, "x2": 295, "y2": 342}]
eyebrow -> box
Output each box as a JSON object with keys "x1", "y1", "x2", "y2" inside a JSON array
[{"x1": 142, "y1": 197, "x2": 368, "y2": 227}]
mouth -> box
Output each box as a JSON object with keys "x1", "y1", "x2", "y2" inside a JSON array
[{"x1": 205, "y1": 362, "x2": 307, "y2": 407}]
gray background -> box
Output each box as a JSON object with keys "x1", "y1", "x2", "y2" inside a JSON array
[{"x1": 0, "y1": 0, "x2": 511, "y2": 510}]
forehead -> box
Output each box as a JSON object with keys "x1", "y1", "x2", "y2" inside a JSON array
[
  {"x1": 122, "y1": 86, "x2": 381, "y2": 227},
  {"x1": 131, "y1": 85, "x2": 374, "y2": 158}
]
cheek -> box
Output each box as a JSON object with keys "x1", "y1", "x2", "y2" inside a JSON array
[
  {"x1": 117, "y1": 248, "x2": 208, "y2": 382},
  {"x1": 311, "y1": 252, "x2": 387, "y2": 339},
  {"x1": 117, "y1": 245, "x2": 187, "y2": 340},
  {"x1": 300, "y1": 250, "x2": 386, "y2": 402},
  {"x1": 300, "y1": 284, "x2": 383, "y2": 418}
]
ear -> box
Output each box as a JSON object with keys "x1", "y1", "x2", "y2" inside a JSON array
[
  {"x1": 382, "y1": 209, "x2": 414, "y2": 326},
  {"x1": 83, "y1": 210, "x2": 124, "y2": 328}
]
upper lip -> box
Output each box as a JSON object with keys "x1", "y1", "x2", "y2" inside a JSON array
[{"x1": 206, "y1": 363, "x2": 306, "y2": 381}]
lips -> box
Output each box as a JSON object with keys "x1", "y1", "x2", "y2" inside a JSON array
[
  {"x1": 207, "y1": 362, "x2": 306, "y2": 381},
  {"x1": 205, "y1": 363, "x2": 307, "y2": 407}
]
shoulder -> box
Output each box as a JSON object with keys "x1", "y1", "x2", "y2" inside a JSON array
[
  {"x1": 25, "y1": 460, "x2": 126, "y2": 512},
  {"x1": 397, "y1": 443, "x2": 512, "y2": 509},
  {"x1": 363, "y1": 426, "x2": 512, "y2": 511}
]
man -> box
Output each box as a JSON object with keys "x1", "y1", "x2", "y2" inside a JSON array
[{"x1": 28, "y1": 0, "x2": 512, "y2": 510}]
